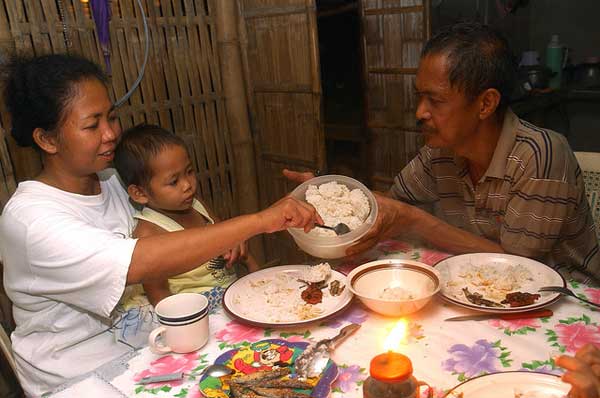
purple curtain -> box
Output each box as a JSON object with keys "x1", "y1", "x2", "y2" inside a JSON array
[{"x1": 90, "y1": 0, "x2": 111, "y2": 74}]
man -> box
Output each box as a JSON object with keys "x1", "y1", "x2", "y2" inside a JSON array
[{"x1": 285, "y1": 22, "x2": 600, "y2": 284}]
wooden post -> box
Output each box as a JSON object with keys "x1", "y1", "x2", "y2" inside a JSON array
[{"x1": 215, "y1": 0, "x2": 264, "y2": 263}]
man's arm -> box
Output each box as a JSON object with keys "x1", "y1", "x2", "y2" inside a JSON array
[{"x1": 347, "y1": 193, "x2": 504, "y2": 255}]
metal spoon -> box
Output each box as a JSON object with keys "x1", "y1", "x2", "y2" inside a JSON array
[
  {"x1": 137, "y1": 363, "x2": 233, "y2": 385},
  {"x1": 295, "y1": 323, "x2": 360, "y2": 378},
  {"x1": 315, "y1": 222, "x2": 351, "y2": 235},
  {"x1": 539, "y1": 286, "x2": 600, "y2": 309}
]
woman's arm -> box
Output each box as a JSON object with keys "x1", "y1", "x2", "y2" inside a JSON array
[{"x1": 126, "y1": 196, "x2": 319, "y2": 284}]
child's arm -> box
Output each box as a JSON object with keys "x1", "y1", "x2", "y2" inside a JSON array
[
  {"x1": 133, "y1": 220, "x2": 173, "y2": 306},
  {"x1": 143, "y1": 279, "x2": 172, "y2": 307},
  {"x1": 244, "y1": 253, "x2": 260, "y2": 273}
]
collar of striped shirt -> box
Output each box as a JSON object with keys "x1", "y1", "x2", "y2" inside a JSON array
[{"x1": 451, "y1": 108, "x2": 520, "y2": 182}]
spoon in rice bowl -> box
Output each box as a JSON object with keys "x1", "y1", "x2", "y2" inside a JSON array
[{"x1": 315, "y1": 222, "x2": 351, "y2": 236}]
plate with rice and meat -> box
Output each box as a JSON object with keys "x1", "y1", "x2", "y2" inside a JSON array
[
  {"x1": 222, "y1": 263, "x2": 353, "y2": 327},
  {"x1": 436, "y1": 253, "x2": 566, "y2": 313}
]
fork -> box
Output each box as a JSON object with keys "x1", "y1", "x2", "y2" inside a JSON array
[
  {"x1": 208, "y1": 255, "x2": 227, "y2": 269},
  {"x1": 539, "y1": 286, "x2": 600, "y2": 309}
]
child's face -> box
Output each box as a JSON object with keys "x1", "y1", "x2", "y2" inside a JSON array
[{"x1": 144, "y1": 144, "x2": 197, "y2": 212}]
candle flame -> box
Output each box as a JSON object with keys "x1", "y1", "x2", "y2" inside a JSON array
[{"x1": 383, "y1": 319, "x2": 408, "y2": 352}]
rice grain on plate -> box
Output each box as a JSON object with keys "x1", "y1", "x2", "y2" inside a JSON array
[
  {"x1": 305, "y1": 181, "x2": 370, "y2": 237},
  {"x1": 303, "y1": 263, "x2": 332, "y2": 283},
  {"x1": 233, "y1": 264, "x2": 340, "y2": 323},
  {"x1": 449, "y1": 264, "x2": 533, "y2": 301}
]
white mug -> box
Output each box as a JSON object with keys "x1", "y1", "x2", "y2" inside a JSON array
[{"x1": 148, "y1": 293, "x2": 209, "y2": 354}]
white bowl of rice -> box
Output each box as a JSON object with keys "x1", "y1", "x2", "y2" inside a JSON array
[
  {"x1": 346, "y1": 259, "x2": 441, "y2": 317},
  {"x1": 287, "y1": 175, "x2": 378, "y2": 259}
]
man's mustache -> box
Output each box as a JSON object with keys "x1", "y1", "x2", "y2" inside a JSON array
[{"x1": 416, "y1": 119, "x2": 435, "y2": 133}]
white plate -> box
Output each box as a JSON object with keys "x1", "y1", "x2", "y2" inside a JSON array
[
  {"x1": 445, "y1": 371, "x2": 570, "y2": 398},
  {"x1": 436, "y1": 253, "x2": 565, "y2": 313},
  {"x1": 222, "y1": 265, "x2": 353, "y2": 327}
]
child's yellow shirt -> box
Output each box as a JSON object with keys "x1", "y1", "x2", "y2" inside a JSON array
[{"x1": 120, "y1": 199, "x2": 236, "y2": 308}]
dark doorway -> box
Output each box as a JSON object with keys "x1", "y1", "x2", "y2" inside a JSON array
[{"x1": 316, "y1": 0, "x2": 368, "y2": 183}]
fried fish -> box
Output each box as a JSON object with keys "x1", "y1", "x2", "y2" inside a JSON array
[
  {"x1": 230, "y1": 368, "x2": 291, "y2": 386},
  {"x1": 259, "y1": 379, "x2": 313, "y2": 389},
  {"x1": 230, "y1": 383, "x2": 261, "y2": 398},
  {"x1": 248, "y1": 386, "x2": 311, "y2": 398},
  {"x1": 462, "y1": 287, "x2": 503, "y2": 308}
]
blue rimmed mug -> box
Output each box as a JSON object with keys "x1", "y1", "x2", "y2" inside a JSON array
[{"x1": 148, "y1": 293, "x2": 209, "y2": 354}]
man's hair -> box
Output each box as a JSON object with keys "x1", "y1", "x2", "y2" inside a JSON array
[
  {"x1": 422, "y1": 22, "x2": 516, "y2": 110},
  {"x1": 114, "y1": 124, "x2": 189, "y2": 189}
]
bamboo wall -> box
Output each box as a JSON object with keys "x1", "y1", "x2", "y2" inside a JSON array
[
  {"x1": 361, "y1": 0, "x2": 429, "y2": 191},
  {"x1": 0, "y1": 0, "x2": 239, "y2": 220}
]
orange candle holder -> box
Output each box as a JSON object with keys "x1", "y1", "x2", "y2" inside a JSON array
[
  {"x1": 363, "y1": 352, "x2": 432, "y2": 398},
  {"x1": 370, "y1": 351, "x2": 413, "y2": 382}
]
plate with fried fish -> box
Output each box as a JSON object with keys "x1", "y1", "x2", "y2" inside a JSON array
[{"x1": 198, "y1": 339, "x2": 338, "y2": 398}]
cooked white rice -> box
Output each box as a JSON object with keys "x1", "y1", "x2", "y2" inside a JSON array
[
  {"x1": 379, "y1": 286, "x2": 415, "y2": 300},
  {"x1": 302, "y1": 263, "x2": 331, "y2": 283},
  {"x1": 305, "y1": 181, "x2": 370, "y2": 237},
  {"x1": 449, "y1": 263, "x2": 534, "y2": 301},
  {"x1": 232, "y1": 264, "x2": 338, "y2": 323}
]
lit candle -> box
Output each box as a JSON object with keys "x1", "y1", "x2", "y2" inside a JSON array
[
  {"x1": 370, "y1": 319, "x2": 412, "y2": 382},
  {"x1": 364, "y1": 320, "x2": 418, "y2": 398}
]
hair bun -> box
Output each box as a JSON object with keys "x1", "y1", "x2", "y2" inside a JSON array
[{"x1": 10, "y1": 124, "x2": 36, "y2": 147}]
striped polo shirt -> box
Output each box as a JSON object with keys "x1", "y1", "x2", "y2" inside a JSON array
[{"x1": 390, "y1": 109, "x2": 600, "y2": 285}]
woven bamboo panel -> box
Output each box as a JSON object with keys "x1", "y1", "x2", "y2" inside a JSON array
[
  {"x1": 238, "y1": 0, "x2": 324, "y2": 263},
  {"x1": 0, "y1": 0, "x2": 238, "y2": 219},
  {"x1": 241, "y1": 0, "x2": 305, "y2": 10},
  {"x1": 361, "y1": 0, "x2": 428, "y2": 190},
  {"x1": 370, "y1": 128, "x2": 422, "y2": 191},
  {"x1": 363, "y1": 0, "x2": 423, "y2": 9}
]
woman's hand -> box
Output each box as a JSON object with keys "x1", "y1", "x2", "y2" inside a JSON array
[
  {"x1": 258, "y1": 196, "x2": 322, "y2": 234},
  {"x1": 282, "y1": 169, "x2": 315, "y2": 184},
  {"x1": 347, "y1": 193, "x2": 416, "y2": 255},
  {"x1": 556, "y1": 344, "x2": 600, "y2": 398}
]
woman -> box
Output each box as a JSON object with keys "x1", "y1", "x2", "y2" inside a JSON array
[
  {"x1": 557, "y1": 344, "x2": 600, "y2": 398},
  {"x1": 0, "y1": 54, "x2": 319, "y2": 396}
]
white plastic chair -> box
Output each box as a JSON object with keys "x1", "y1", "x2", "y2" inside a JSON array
[{"x1": 575, "y1": 151, "x2": 600, "y2": 238}]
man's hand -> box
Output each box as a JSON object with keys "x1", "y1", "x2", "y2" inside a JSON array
[
  {"x1": 556, "y1": 344, "x2": 600, "y2": 398},
  {"x1": 282, "y1": 169, "x2": 315, "y2": 184},
  {"x1": 258, "y1": 196, "x2": 323, "y2": 234},
  {"x1": 347, "y1": 193, "x2": 415, "y2": 255}
]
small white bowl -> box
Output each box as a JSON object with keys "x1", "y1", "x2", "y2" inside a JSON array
[
  {"x1": 346, "y1": 259, "x2": 441, "y2": 317},
  {"x1": 287, "y1": 175, "x2": 378, "y2": 259}
]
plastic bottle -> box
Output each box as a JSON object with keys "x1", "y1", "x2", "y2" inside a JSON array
[{"x1": 546, "y1": 34, "x2": 564, "y2": 89}]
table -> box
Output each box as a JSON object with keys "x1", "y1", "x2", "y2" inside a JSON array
[{"x1": 47, "y1": 240, "x2": 600, "y2": 398}]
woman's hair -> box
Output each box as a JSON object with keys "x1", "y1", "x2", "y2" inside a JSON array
[
  {"x1": 422, "y1": 22, "x2": 516, "y2": 111},
  {"x1": 114, "y1": 124, "x2": 189, "y2": 189},
  {"x1": 3, "y1": 53, "x2": 108, "y2": 149}
]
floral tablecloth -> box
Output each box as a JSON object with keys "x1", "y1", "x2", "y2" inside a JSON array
[{"x1": 48, "y1": 241, "x2": 600, "y2": 398}]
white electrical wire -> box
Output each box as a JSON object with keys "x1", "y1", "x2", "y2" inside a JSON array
[{"x1": 115, "y1": 0, "x2": 150, "y2": 107}]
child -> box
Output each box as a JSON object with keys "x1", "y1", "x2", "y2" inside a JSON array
[{"x1": 114, "y1": 124, "x2": 259, "y2": 310}]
